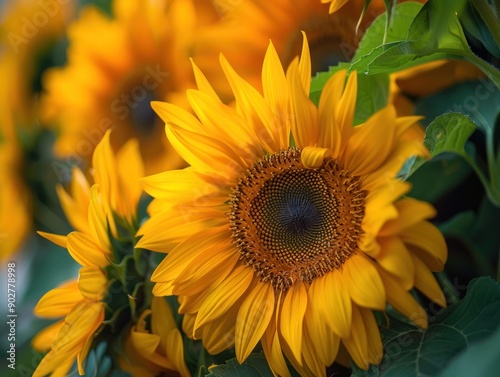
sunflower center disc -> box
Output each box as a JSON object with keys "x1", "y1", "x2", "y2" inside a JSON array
[{"x1": 229, "y1": 148, "x2": 366, "y2": 291}]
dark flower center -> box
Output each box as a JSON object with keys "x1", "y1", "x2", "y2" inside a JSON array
[{"x1": 229, "y1": 148, "x2": 366, "y2": 291}]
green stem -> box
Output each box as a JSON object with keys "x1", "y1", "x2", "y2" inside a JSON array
[
  {"x1": 465, "y1": 53, "x2": 500, "y2": 89},
  {"x1": 497, "y1": 246, "x2": 500, "y2": 283},
  {"x1": 436, "y1": 271, "x2": 460, "y2": 304},
  {"x1": 462, "y1": 154, "x2": 500, "y2": 206}
]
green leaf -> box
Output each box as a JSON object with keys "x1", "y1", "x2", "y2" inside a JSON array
[
  {"x1": 352, "y1": 2, "x2": 424, "y2": 62},
  {"x1": 438, "y1": 324, "x2": 500, "y2": 377},
  {"x1": 354, "y1": 73, "x2": 390, "y2": 125},
  {"x1": 402, "y1": 113, "x2": 477, "y2": 178},
  {"x1": 459, "y1": 0, "x2": 500, "y2": 59},
  {"x1": 310, "y1": 69, "x2": 389, "y2": 124},
  {"x1": 205, "y1": 353, "x2": 274, "y2": 377},
  {"x1": 438, "y1": 196, "x2": 500, "y2": 277},
  {"x1": 352, "y1": 277, "x2": 500, "y2": 377},
  {"x1": 414, "y1": 80, "x2": 500, "y2": 138},
  {"x1": 406, "y1": 154, "x2": 473, "y2": 203},
  {"x1": 350, "y1": 0, "x2": 500, "y2": 87}
]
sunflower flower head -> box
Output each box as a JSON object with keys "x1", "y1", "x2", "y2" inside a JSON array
[
  {"x1": 139, "y1": 33, "x2": 447, "y2": 375},
  {"x1": 194, "y1": 0, "x2": 387, "y2": 100},
  {"x1": 41, "y1": 0, "x2": 219, "y2": 174},
  {"x1": 0, "y1": 0, "x2": 72, "y2": 260},
  {"x1": 32, "y1": 131, "x2": 186, "y2": 376}
]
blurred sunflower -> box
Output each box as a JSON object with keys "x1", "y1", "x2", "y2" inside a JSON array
[
  {"x1": 0, "y1": 0, "x2": 72, "y2": 260},
  {"x1": 41, "y1": 0, "x2": 219, "y2": 174},
  {"x1": 194, "y1": 0, "x2": 387, "y2": 99},
  {"x1": 390, "y1": 59, "x2": 486, "y2": 116},
  {"x1": 0, "y1": 78, "x2": 31, "y2": 261},
  {"x1": 138, "y1": 35, "x2": 447, "y2": 375},
  {"x1": 32, "y1": 131, "x2": 185, "y2": 376}
]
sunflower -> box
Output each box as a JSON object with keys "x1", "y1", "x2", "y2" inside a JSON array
[
  {"x1": 138, "y1": 34, "x2": 447, "y2": 375},
  {"x1": 32, "y1": 131, "x2": 145, "y2": 376},
  {"x1": 0, "y1": 79, "x2": 31, "y2": 261},
  {"x1": 40, "y1": 0, "x2": 219, "y2": 174},
  {"x1": 193, "y1": 0, "x2": 387, "y2": 100},
  {"x1": 0, "y1": 0, "x2": 72, "y2": 260},
  {"x1": 390, "y1": 60, "x2": 486, "y2": 116},
  {"x1": 120, "y1": 297, "x2": 190, "y2": 377}
]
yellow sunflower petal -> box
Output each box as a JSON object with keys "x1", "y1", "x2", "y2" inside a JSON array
[
  {"x1": 400, "y1": 221, "x2": 448, "y2": 271},
  {"x1": 88, "y1": 184, "x2": 114, "y2": 251},
  {"x1": 235, "y1": 282, "x2": 275, "y2": 363},
  {"x1": 280, "y1": 280, "x2": 308, "y2": 364},
  {"x1": 152, "y1": 100, "x2": 202, "y2": 133},
  {"x1": 47, "y1": 360, "x2": 74, "y2": 377},
  {"x1": 151, "y1": 297, "x2": 177, "y2": 349},
  {"x1": 37, "y1": 231, "x2": 67, "y2": 249},
  {"x1": 262, "y1": 317, "x2": 291, "y2": 377},
  {"x1": 327, "y1": 0, "x2": 351, "y2": 13},
  {"x1": 301, "y1": 329, "x2": 326, "y2": 376},
  {"x1": 191, "y1": 58, "x2": 220, "y2": 102},
  {"x1": 115, "y1": 137, "x2": 144, "y2": 219},
  {"x1": 64, "y1": 168, "x2": 90, "y2": 229},
  {"x1": 301, "y1": 146, "x2": 331, "y2": 169},
  {"x1": 337, "y1": 71, "x2": 357, "y2": 134},
  {"x1": 178, "y1": 269, "x2": 234, "y2": 315},
  {"x1": 287, "y1": 59, "x2": 319, "y2": 148},
  {"x1": 362, "y1": 139, "x2": 428, "y2": 190},
  {"x1": 166, "y1": 329, "x2": 191, "y2": 377},
  {"x1": 318, "y1": 70, "x2": 347, "y2": 154},
  {"x1": 412, "y1": 254, "x2": 446, "y2": 306},
  {"x1": 219, "y1": 54, "x2": 280, "y2": 154},
  {"x1": 262, "y1": 40, "x2": 291, "y2": 150},
  {"x1": 34, "y1": 281, "x2": 82, "y2": 318},
  {"x1": 343, "y1": 254, "x2": 386, "y2": 310},
  {"x1": 78, "y1": 266, "x2": 108, "y2": 301},
  {"x1": 359, "y1": 307, "x2": 383, "y2": 365},
  {"x1": 378, "y1": 268, "x2": 428, "y2": 328},
  {"x1": 200, "y1": 304, "x2": 240, "y2": 354},
  {"x1": 137, "y1": 208, "x2": 226, "y2": 253},
  {"x1": 342, "y1": 304, "x2": 369, "y2": 370},
  {"x1": 66, "y1": 231, "x2": 110, "y2": 267},
  {"x1": 306, "y1": 281, "x2": 340, "y2": 366},
  {"x1": 32, "y1": 321, "x2": 64, "y2": 352},
  {"x1": 195, "y1": 265, "x2": 254, "y2": 330},
  {"x1": 297, "y1": 31, "x2": 311, "y2": 93},
  {"x1": 379, "y1": 198, "x2": 437, "y2": 236},
  {"x1": 151, "y1": 226, "x2": 231, "y2": 282},
  {"x1": 140, "y1": 168, "x2": 222, "y2": 202},
  {"x1": 129, "y1": 331, "x2": 160, "y2": 358},
  {"x1": 77, "y1": 330, "x2": 96, "y2": 374},
  {"x1": 344, "y1": 105, "x2": 397, "y2": 176},
  {"x1": 317, "y1": 270, "x2": 352, "y2": 338},
  {"x1": 52, "y1": 301, "x2": 105, "y2": 353},
  {"x1": 33, "y1": 301, "x2": 104, "y2": 377},
  {"x1": 166, "y1": 123, "x2": 245, "y2": 175},
  {"x1": 172, "y1": 246, "x2": 239, "y2": 296},
  {"x1": 376, "y1": 237, "x2": 415, "y2": 290},
  {"x1": 362, "y1": 180, "x2": 410, "y2": 238}
]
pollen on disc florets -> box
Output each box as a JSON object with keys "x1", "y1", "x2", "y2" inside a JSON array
[{"x1": 228, "y1": 148, "x2": 366, "y2": 291}]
